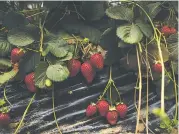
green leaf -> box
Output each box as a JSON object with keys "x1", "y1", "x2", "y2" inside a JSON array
[
  {"x1": 167, "y1": 33, "x2": 178, "y2": 44},
  {"x1": 7, "y1": 24, "x2": 39, "y2": 47},
  {"x1": 160, "y1": 122, "x2": 167, "y2": 129},
  {"x1": 35, "y1": 62, "x2": 48, "y2": 89},
  {"x1": 106, "y1": 5, "x2": 134, "y2": 22},
  {"x1": 0, "y1": 58, "x2": 12, "y2": 70},
  {"x1": 116, "y1": 24, "x2": 143, "y2": 44},
  {"x1": 118, "y1": 40, "x2": 131, "y2": 48},
  {"x1": 18, "y1": 51, "x2": 40, "y2": 79},
  {"x1": 82, "y1": 1, "x2": 105, "y2": 21},
  {"x1": 44, "y1": 33, "x2": 69, "y2": 58},
  {"x1": 0, "y1": 69, "x2": 18, "y2": 86},
  {"x1": 135, "y1": 19, "x2": 153, "y2": 39},
  {"x1": 172, "y1": 61, "x2": 178, "y2": 75},
  {"x1": 100, "y1": 28, "x2": 122, "y2": 65},
  {"x1": 168, "y1": 42, "x2": 178, "y2": 62},
  {"x1": 49, "y1": 45, "x2": 69, "y2": 58},
  {"x1": 3, "y1": 11, "x2": 29, "y2": 29},
  {"x1": 80, "y1": 25, "x2": 101, "y2": 44},
  {"x1": 46, "y1": 64, "x2": 69, "y2": 82},
  {"x1": 0, "y1": 99, "x2": 6, "y2": 106},
  {"x1": 57, "y1": 30, "x2": 72, "y2": 39},
  {"x1": 147, "y1": 2, "x2": 161, "y2": 19},
  {"x1": 59, "y1": 52, "x2": 73, "y2": 61},
  {"x1": 0, "y1": 36, "x2": 12, "y2": 57}
]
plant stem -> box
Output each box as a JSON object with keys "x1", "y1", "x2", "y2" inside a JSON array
[
  {"x1": 171, "y1": 61, "x2": 178, "y2": 121},
  {"x1": 39, "y1": 20, "x2": 44, "y2": 54},
  {"x1": 135, "y1": 1, "x2": 165, "y2": 113},
  {"x1": 52, "y1": 88, "x2": 62, "y2": 134},
  {"x1": 135, "y1": 45, "x2": 142, "y2": 134},
  {"x1": 145, "y1": 44, "x2": 149, "y2": 134},
  {"x1": 4, "y1": 83, "x2": 12, "y2": 107},
  {"x1": 110, "y1": 85, "x2": 113, "y2": 106},
  {"x1": 112, "y1": 83, "x2": 122, "y2": 102},
  {"x1": 14, "y1": 93, "x2": 36, "y2": 134}
]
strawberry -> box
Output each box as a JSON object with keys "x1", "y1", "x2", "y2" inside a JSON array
[
  {"x1": 90, "y1": 53, "x2": 104, "y2": 70},
  {"x1": 97, "y1": 100, "x2": 109, "y2": 116},
  {"x1": 24, "y1": 72, "x2": 37, "y2": 92},
  {"x1": 0, "y1": 113, "x2": 10, "y2": 125},
  {"x1": 116, "y1": 103, "x2": 128, "y2": 118},
  {"x1": 11, "y1": 48, "x2": 24, "y2": 63},
  {"x1": 106, "y1": 107, "x2": 118, "y2": 125},
  {"x1": 68, "y1": 59, "x2": 81, "y2": 77},
  {"x1": 153, "y1": 63, "x2": 162, "y2": 73},
  {"x1": 86, "y1": 103, "x2": 97, "y2": 117},
  {"x1": 170, "y1": 27, "x2": 177, "y2": 34},
  {"x1": 81, "y1": 62, "x2": 95, "y2": 83},
  {"x1": 161, "y1": 25, "x2": 170, "y2": 36}
]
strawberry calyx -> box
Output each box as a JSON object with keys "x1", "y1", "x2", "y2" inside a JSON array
[
  {"x1": 109, "y1": 106, "x2": 117, "y2": 111},
  {"x1": 0, "y1": 106, "x2": 10, "y2": 114}
]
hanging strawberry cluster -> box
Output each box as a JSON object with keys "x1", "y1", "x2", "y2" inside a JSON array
[
  {"x1": 85, "y1": 67, "x2": 128, "y2": 125},
  {"x1": 67, "y1": 39, "x2": 105, "y2": 84}
]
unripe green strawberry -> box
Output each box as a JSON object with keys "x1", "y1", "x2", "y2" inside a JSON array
[
  {"x1": 45, "y1": 79, "x2": 52, "y2": 87},
  {"x1": 90, "y1": 53, "x2": 104, "y2": 70},
  {"x1": 116, "y1": 103, "x2": 128, "y2": 118},
  {"x1": 81, "y1": 62, "x2": 95, "y2": 83},
  {"x1": 24, "y1": 72, "x2": 37, "y2": 92},
  {"x1": 11, "y1": 48, "x2": 24, "y2": 63},
  {"x1": 68, "y1": 59, "x2": 81, "y2": 77},
  {"x1": 97, "y1": 100, "x2": 109, "y2": 116},
  {"x1": 86, "y1": 103, "x2": 97, "y2": 117}
]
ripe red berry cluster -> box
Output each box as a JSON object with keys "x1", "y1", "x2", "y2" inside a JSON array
[
  {"x1": 86, "y1": 99, "x2": 128, "y2": 125},
  {"x1": 68, "y1": 53, "x2": 104, "y2": 84},
  {"x1": 161, "y1": 25, "x2": 177, "y2": 36}
]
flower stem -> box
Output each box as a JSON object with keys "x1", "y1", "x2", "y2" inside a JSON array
[
  {"x1": 14, "y1": 93, "x2": 36, "y2": 134},
  {"x1": 52, "y1": 88, "x2": 62, "y2": 134}
]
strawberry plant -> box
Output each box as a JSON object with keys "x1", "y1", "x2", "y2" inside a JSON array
[{"x1": 0, "y1": 1, "x2": 178, "y2": 133}]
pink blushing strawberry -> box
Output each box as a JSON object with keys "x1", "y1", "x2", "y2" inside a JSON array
[
  {"x1": 153, "y1": 63, "x2": 162, "y2": 73},
  {"x1": 24, "y1": 72, "x2": 37, "y2": 92},
  {"x1": 11, "y1": 48, "x2": 24, "y2": 63},
  {"x1": 97, "y1": 99, "x2": 109, "y2": 116},
  {"x1": 0, "y1": 113, "x2": 10, "y2": 125},
  {"x1": 116, "y1": 103, "x2": 128, "y2": 118},
  {"x1": 68, "y1": 59, "x2": 81, "y2": 77},
  {"x1": 90, "y1": 53, "x2": 104, "y2": 70},
  {"x1": 106, "y1": 106, "x2": 118, "y2": 125},
  {"x1": 86, "y1": 103, "x2": 97, "y2": 117},
  {"x1": 81, "y1": 62, "x2": 95, "y2": 83}
]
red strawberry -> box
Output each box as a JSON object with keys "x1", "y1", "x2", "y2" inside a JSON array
[
  {"x1": 81, "y1": 62, "x2": 95, "y2": 83},
  {"x1": 90, "y1": 53, "x2": 104, "y2": 70},
  {"x1": 106, "y1": 107, "x2": 118, "y2": 125},
  {"x1": 116, "y1": 103, "x2": 128, "y2": 118},
  {"x1": 97, "y1": 100, "x2": 109, "y2": 116},
  {"x1": 11, "y1": 48, "x2": 24, "y2": 63},
  {"x1": 0, "y1": 113, "x2": 10, "y2": 125},
  {"x1": 153, "y1": 63, "x2": 162, "y2": 73},
  {"x1": 161, "y1": 25, "x2": 170, "y2": 36},
  {"x1": 170, "y1": 27, "x2": 177, "y2": 34},
  {"x1": 24, "y1": 72, "x2": 37, "y2": 92},
  {"x1": 68, "y1": 59, "x2": 81, "y2": 77},
  {"x1": 86, "y1": 103, "x2": 97, "y2": 117}
]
